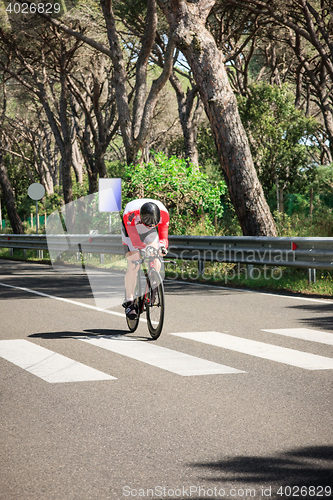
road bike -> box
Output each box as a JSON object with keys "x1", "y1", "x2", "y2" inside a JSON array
[{"x1": 126, "y1": 246, "x2": 168, "y2": 340}]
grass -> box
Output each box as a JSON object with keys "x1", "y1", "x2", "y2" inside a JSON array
[
  {"x1": 164, "y1": 260, "x2": 333, "y2": 298},
  {"x1": 0, "y1": 248, "x2": 50, "y2": 263}
]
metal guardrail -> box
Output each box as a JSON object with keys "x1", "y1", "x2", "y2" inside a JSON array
[
  {"x1": 0, "y1": 234, "x2": 124, "y2": 254},
  {"x1": 169, "y1": 235, "x2": 333, "y2": 270},
  {"x1": 0, "y1": 234, "x2": 332, "y2": 270}
]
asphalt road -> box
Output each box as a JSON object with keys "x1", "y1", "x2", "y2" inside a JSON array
[{"x1": 0, "y1": 259, "x2": 332, "y2": 500}]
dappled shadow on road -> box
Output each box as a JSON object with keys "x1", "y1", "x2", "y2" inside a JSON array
[
  {"x1": 0, "y1": 259, "x2": 52, "y2": 275},
  {"x1": 0, "y1": 273, "x2": 94, "y2": 300},
  {"x1": 0, "y1": 274, "x2": 235, "y2": 302},
  {"x1": 28, "y1": 328, "x2": 153, "y2": 341},
  {"x1": 287, "y1": 304, "x2": 333, "y2": 332},
  {"x1": 0, "y1": 260, "x2": 126, "y2": 303},
  {"x1": 189, "y1": 446, "x2": 333, "y2": 499},
  {"x1": 1, "y1": 265, "x2": 236, "y2": 302}
]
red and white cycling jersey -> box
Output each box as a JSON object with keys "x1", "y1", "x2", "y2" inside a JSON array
[{"x1": 121, "y1": 198, "x2": 169, "y2": 252}]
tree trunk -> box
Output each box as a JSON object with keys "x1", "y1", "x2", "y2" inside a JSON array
[
  {"x1": 321, "y1": 100, "x2": 333, "y2": 161},
  {"x1": 88, "y1": 169, "x2": 99, "y2": 195},
  {"x1": 276, "y1": 176, "x2": 280, "y2": 213},
  {"x1": 72, "y1": 137, "x2": 84, "y2": 185},
  {"x1": 0, "y1": 152, "x2": 24, "y2": 234},
  {"x1": 37, "y1": 82, "x2": 74, "y2": 204},
  {"x1": 279, "y1": 187, "x2": 284, "y2": 215},
  {"x1": 169, "y1": 72, "x2": 203, "y2": 165},
  {"x1": 100, "y1": 0, "x2": 175, "y2": 165},
  {"x1": 42, "y1": 163, "x2": 54, "y2": 195},
  {"x1": 309, "y1": 186, "x2": 313, "y2": 218},
  {"x1": 158, "y1": 0, "x2": 277, "y2": 236},
  {"x1": 59, "y1": 70, "x2": 73, "y2": 207},
  {"x1": 100, "y1": 0, "x2": 134, "y2": 163}
]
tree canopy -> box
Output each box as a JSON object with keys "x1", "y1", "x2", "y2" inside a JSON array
[{"x1": 0, "y1": 0, "x2": 332, "y2": 236}]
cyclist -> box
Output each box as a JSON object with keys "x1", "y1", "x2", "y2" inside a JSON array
[{"x1": 121, "y1": 199, "x2": 169, "y2": 319}]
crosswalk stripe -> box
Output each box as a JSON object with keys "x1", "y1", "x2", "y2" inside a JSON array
[
  {"x1": 168, "y1": 332, "x2": 333, "y2": 370},
  {"x1": 78, "y1": 336, "x2": 246, "y2": 376},
  {"x1": 0, "y1": 340, "x2": 116, "y2": 383},
  {"x1": 262, "y1": 328, "x2": 333, "y2": 346}
]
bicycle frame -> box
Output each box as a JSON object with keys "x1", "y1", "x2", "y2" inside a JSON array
[
  {"x1": 134, "y1": 248, "x2": 161, "y2": 313},
  {"x1": 127, "y1": 245, "x2": 175, "y2": 338}
]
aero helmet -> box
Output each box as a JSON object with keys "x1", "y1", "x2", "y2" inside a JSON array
[{"x1": 140, "y1": 202, "x2": 160, "y2": 227}]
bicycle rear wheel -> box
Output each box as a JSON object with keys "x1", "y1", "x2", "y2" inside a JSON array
[{"x1": 146, "y1": 270, "x2": 164, "y2": 340}]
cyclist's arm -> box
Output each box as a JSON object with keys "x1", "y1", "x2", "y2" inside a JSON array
[
  {"x1": 123, "y1": 211, "x2": 145, "y2": 249},
  {"x1": 158, "y1": 210, "x2": 169, "y2": 249}
]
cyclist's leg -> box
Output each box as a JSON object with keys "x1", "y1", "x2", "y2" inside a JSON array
[
  {"x1": 143, "y1": 234, "x2": 163, "y2": 305},
  {"x1": 124, "y1": 250, "x2": 140, "y2": 301},
  {"x1": 121, "y1": 223, "x2": 140, "y2": 301}
]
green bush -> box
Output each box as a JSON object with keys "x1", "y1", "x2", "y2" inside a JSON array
[
  {"x1": 122, "y1": 152, "x2": 227, "y2": 234},
  {"x1": 237, "y1": 82, "x2": 319, "y2": 198}
]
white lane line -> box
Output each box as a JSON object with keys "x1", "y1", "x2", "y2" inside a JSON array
[
  {"x1": 168, "y1": 332, "x2": 333, "y2": 370},
  {"x1": 0, "y1": 339, "x2": 116, "y2": 383},
  {"x1": 78, "y1": 336, "x2": 245, "y2": 376},
  {"x1": 0, "y1": 281, "x2": 131, "y2": 320},
  {"x1": 263, "y1": 328, "x2": 333, "y2": 346}
]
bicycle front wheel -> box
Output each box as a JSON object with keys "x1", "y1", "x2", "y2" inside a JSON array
[
  {"x1": 126, "y1": 297, "x2": 140, "y2": 332},
  {"x1": 146, "y1": 270, "x2": 165, "y2": 340},
  {"x1": 126, "y1": 266, "x2": 143, "y2": 333}
]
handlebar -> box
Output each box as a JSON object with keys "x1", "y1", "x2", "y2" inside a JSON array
[
  {"x1": 131, "y1": 246, "x2": 176, "y2": 267},
  {"x1": 141, "y1": 245, "x2": 160, "y2": 258},
  {"x1": 130, "y1": 246, "x2": 159, "y2": 268}
]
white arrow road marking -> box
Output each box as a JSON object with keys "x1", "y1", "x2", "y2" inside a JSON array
[
  {"x1": 0, "y1": 339, "x2": 116, "y2": 383},
  {"x1": 262, "y1": 328, "x2": 333, "y2": 346},
  {"x1": 78, "y1": 336, "x2": 246, "y2": 376},
  {"x1": 169, "y1": 332, "x2": 333, "y2": 370}
]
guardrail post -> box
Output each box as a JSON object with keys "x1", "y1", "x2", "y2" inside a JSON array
[{"x1": 308, "y1": 268, "x2": 316, "y2": 284}]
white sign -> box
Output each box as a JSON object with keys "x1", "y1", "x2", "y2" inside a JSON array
[
  {"x1": 28, "y1": 183, "x2": 45, "y2": 201},
  {"x1": 98, "y1": 178, "x2": 122, "y2": 212}
]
